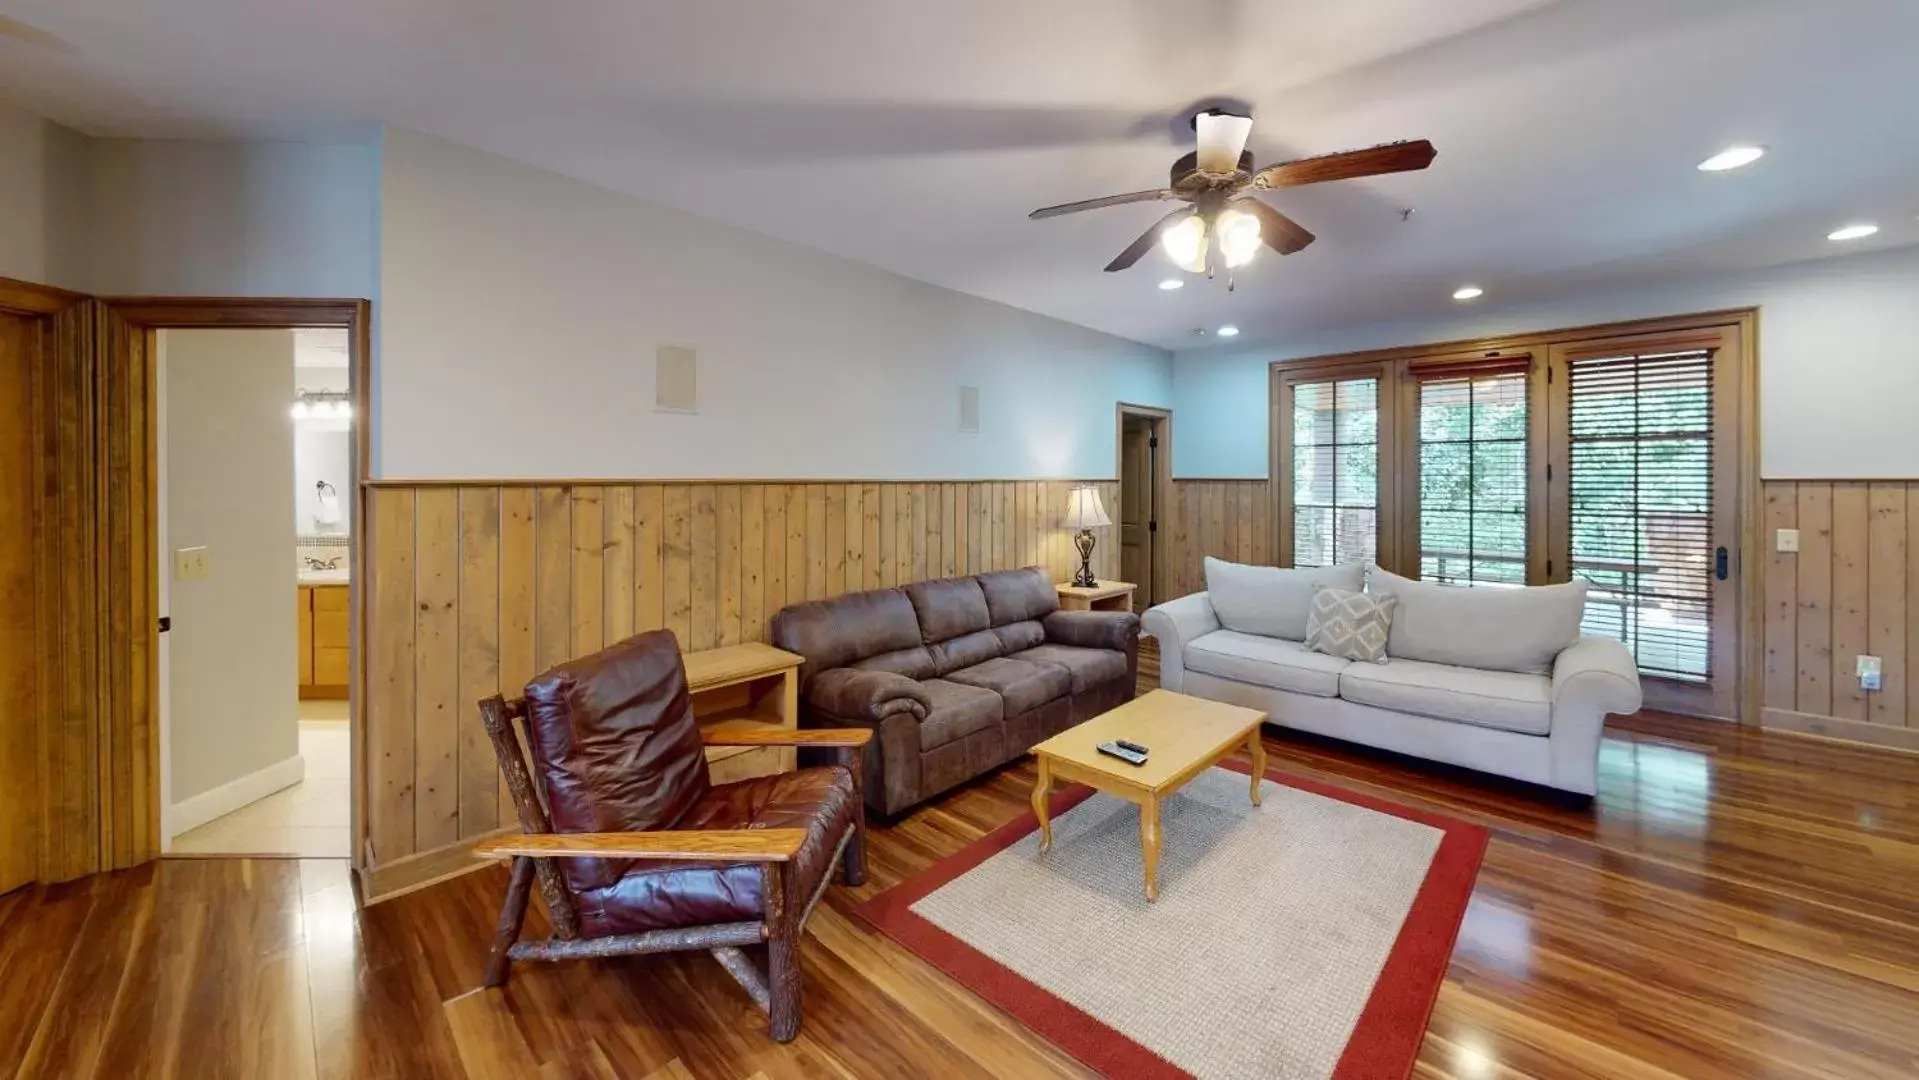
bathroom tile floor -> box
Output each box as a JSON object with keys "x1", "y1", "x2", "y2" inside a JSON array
[{"x1": 170, "y1": 700, "x2": 351, "y2": 858}]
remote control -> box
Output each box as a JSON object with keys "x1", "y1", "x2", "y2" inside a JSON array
[
  {"x1": 1115, "y1": 739, "x2": 1149, "y2": 755},
  {"x1": 1097, "y1": 741, "x2": 1148, "y2": 766}
]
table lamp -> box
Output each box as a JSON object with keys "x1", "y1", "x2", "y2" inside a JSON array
[{"x1": 1064, "y1": 486, "x2": 1112, "y2": 588}]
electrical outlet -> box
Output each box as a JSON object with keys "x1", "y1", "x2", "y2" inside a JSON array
[
  {"x1": 1776, "y1": 528, "x2": 1800, "y2": 553},
  {"x1": 174, "y1": 546, "x2": 211, "y2": 581},
  {"x1": 1858, "y1": 654, "x2": 1883, "y2": 692}
]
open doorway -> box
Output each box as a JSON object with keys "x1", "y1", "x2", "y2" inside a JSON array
[
  {"x1": 1117, "y1": 403, "x2": 1171, "y2": 609},
  {"x1": 159, "y1": 328, "x2": 353, "y2": 857}
]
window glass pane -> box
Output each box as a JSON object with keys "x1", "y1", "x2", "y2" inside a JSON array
[
  {"x1": 1293, "y1": 383, "x2": 1332, "y2": 446},
  {"x1": 1416, "y1": 372, "x2": 1527, "y2": 588},
  {"x1": 1334, "y1": 508, "x2": 1377, "y2": 567},
  {"x1": 1294, "y1": 506, "x2": 1334, "y2": 568},
  {"x1": 1288, "y1": 376, "x2": 1378, "y2": 568}
]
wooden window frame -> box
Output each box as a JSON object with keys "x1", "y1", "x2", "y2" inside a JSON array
[
  {"x1": 1269, "y1": 309, "x2": 1760, "y2": 723},
  {"x1": 1399, "y1": 355, "x2": 1540, "y2": 587}
]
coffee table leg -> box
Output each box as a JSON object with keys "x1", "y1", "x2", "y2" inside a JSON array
[
  {"x1": 1246, "y1": 726, "x2": 1267, "y2": 807},
  {"x1": 1031, "y1": 756, "x2": 1053, "y2": 853},
  {"x1": 1139, "y1": 795, "x2": 1162, "y2": 902}
]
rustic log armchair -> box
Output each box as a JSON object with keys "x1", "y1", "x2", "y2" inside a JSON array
[{"x1": 472, "y1": 628, "x2": 870, "y2": 1042}]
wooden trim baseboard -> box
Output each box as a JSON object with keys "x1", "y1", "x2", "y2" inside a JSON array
[
  {"x1": 1759, "y1": 707, "x2": 1919, "y2": 754},
  {"x1": 358, "y1": 826, "x2": 516, "y2": 905}
]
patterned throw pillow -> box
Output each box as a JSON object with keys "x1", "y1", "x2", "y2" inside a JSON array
[{"x1": 1304, "y1": 587, "x2": 1397, "y2": 663}]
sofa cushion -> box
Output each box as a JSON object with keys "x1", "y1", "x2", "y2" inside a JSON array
[
  {"x1": 904, "y1": 577, "x2": 992, "y2": 643},
  {"x1": 1339, "y1": 658, "x2": 1552, "y2": 736},
  {"x1": 978, "y1": 567, "x2": 1060, "y2": 625},
  {"x1": 1184, "y1": 629, "x2": 1351, "y2": 698},
  {"x1": 916, "y1": 678, "x2": 1004, "y2": 749},
  {"x1": 943, "y1": 657, "x2": 1072, "y2": 715},
  {"x1": 928, "y1": 628, "x2": 1004, "y2": 676},
  {"x1": 1012, "y1": 644, "x2": 1129, "y2": 693},
  {"x1": 1205, "y1": 557, "x2": 1364, "y2": 641},
  {"x1": 770, "y1": 587, "x2": 923, "y2": 689},
  {"x1": 1366, "y1": 567, "x2": 1586, "y2": 675},
  {"x1": 851, "y1": 645, "x2": 937, "y2": 681},
  {"x1": 993, "y1": 619, "x2": 1046, "y2": 654}
]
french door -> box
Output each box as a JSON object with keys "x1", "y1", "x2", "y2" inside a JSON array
[{"x1": 1271, "y1": 315, "x2": 1750, "y2": 720}]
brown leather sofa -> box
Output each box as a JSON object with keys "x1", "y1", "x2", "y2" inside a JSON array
[{"x1": 771, "y1": 566, "x2": 1139, "y2": 816}]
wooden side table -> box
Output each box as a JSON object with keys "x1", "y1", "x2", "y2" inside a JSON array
[
  {"x1": 683, "y1": 642, "x2": 804, "y2": 784},
  {"x1": 1056, "y1": 580, "x2": 1136, "y2": 613}
]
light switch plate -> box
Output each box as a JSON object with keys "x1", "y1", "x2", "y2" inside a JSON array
[
  {"x1": 174, "y1": 546, "x2": 211, "y2": 580},
  {"x1": 1776, "y1": 528, "x2": 1800, "y2": 553}
]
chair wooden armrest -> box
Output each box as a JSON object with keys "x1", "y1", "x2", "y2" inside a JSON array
[
  {"x1": 700, "y1": 728, "x2": 873, "y2": 749},
  {"x1": 474, "y1": 828, "x2": 808, "y2": 863}
]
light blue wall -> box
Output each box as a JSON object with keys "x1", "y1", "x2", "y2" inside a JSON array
[{"x1": 1172, "y1": 244, "x2": 1919, "y2": 480}]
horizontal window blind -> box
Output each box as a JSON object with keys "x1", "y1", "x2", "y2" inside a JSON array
[
  {"x1": 1417, "y1": 369, "x2": 1528, "y2": 586},
  {"x1": 1291, "y1": 377, "x2": 1378, "y2": 568},
  {"x1": 1567, "y1": 349, "x2": 1713, "y2": 681}
]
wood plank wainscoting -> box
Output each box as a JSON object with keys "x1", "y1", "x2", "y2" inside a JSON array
[{"x1": 359, "y1": 479, "x2": 1118, "y2": 900}]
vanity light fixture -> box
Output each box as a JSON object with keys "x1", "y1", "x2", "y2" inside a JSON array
[{"x1": 292, "y1": 389, "x2": 353, "y2": 421}]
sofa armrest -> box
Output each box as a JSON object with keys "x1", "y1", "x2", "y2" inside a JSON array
[
  {"x1": 807, "y1": 668, "x2": 929, "y2": 725},
  {"x1": 1140, "y1": 592, "x2": 1219, "y2": 692},
  {"x1": 1040, "y1": 609, "x2": 1141, "y2": 651},
  {"x1": 1547, "y1": 635, "x2": 1643, "y2": 794}
]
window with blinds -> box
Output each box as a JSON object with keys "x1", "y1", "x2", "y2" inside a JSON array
[
  {"x1": 1292, "y1": 377, "x2": 1378, "y2": 567},
  {"x1": 1566, "y1": 349, "x2": 1714, "y2": 681},
  {"x1": 1417, "y1": 369, "x2": 1528, "y2": 586}
]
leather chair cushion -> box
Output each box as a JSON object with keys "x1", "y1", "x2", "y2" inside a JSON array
[
  {"x1": 944, "y1": 657, "x2": 1072, "y2": 716},
  {"x1": 574, "y1": 765, "x2": 859, "y2": 937},
  {"x1": 993, "y1": 620, "x2": 1046, "y2": 654},
  {"x1": 915, "y1": 678, "x2": 1004, "y2": 749},
  {"x1": 978, "y1": 567, "x2": 1060, "y2": 626},
  {"x1": 903, "y1": 577, "x2": 992, "y2": 643},
  {"x1": 1011, "y1": 643, "x2": 1130, "y2": 694},
  {"x1": 928, "y1": 629, "x2": 1003, "y2": 676},
  {"x1": 771, "y1": 588, "x2": 924, "y2": 689},
  {"x1": 522, "y1": 629, "x2": 710, "y2": 893}
]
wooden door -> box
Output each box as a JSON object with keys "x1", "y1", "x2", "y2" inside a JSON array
[
  {"x1": 0, "y1": 309, "x2": 39, "y2": 895},
  {"x1": 1547, "y1": 325, "x2": 1745, "y2": 719},
  {"x1": 1120, "y1": 417, "x2": 1152, "y2": 601}
]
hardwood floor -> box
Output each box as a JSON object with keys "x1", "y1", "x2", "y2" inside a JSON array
[{"x1": 2, "y1": 643, "x2": 1916, "y2": 1078}]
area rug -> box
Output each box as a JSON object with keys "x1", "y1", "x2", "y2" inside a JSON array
[{"x1": 857, "y1": 762, "x2": 1488, "y2": 1080}]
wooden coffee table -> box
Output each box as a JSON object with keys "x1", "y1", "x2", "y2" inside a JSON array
[{"x1": 1029, "y1": 689, "x2": 1267, "y2": 901}]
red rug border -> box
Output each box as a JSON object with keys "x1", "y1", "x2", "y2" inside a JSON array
[{"x1": 855, "y1": 764, "x2": 1490, "y2": 1080}]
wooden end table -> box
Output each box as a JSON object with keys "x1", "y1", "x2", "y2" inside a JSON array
[
  {"x1": 1029, "y1": 689, "x2": 1266, "y2": 901},
  {"x1": 683, "y1": 643, "x2": 804, "y2": 784},
  {"x1": 1055, "y1": 579, "x2": 1136, "y2": 613}
]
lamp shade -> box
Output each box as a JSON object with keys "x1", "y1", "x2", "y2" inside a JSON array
[{"x1": 1064, "y1": 486, "x2": 1112, "y2": 529}]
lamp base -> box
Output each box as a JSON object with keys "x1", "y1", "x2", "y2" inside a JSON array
[{"x1": 1071, "y1": 529, "x2": 1099, "y2": 588}]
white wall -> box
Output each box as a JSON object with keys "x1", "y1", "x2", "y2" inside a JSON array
[
  {"x1": 163, "y1": 329, "x2": 300, "y2": 803},
  {"x1": 378, "y1": 127, "x2": 1171, "y2": 481},
  {"x1": 1173, "y1": 244, "x2": 1919, "y2": 480},
  {"x1": 85, "y1": 138, "x2": 380, "y2": 298},
  {"x1": 0, "y1": 100, "x2": 91, "y2": 290}
]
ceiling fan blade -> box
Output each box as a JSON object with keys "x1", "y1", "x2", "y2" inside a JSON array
[
  {"x1": 1194, "y1": 111, "x2": 1254, "y2": 173},
  {"x1": 1236, "y1": 198, "x2": 1316, "y2": 255},
  {"x1": 1104, "y1": 208, "x2": 1195, "y2": 272},
  {"x1": 1248, "y1": 139, "x2": 1437, "y2": 190},
  {"x1": 1030, "y1": 189, "x2": 1177, "y2": 220}
]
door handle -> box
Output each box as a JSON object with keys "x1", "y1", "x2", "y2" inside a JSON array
[{"x1": 1714, "y1": 546, "x2": 1728, "y2": 581}]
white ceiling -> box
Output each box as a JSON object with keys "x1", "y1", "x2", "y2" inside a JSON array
[{"x1": 4, "y1": 0, "x2": 1917, "y2": 350}]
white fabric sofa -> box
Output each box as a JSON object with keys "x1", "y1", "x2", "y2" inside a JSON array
[{"x1": 1142, "y1": 558, "x2": 1643, "y2": 796}]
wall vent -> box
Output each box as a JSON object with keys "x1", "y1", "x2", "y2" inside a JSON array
[
  {"x1": 957, "y1": 385, "x2": 980, "y2": 433},
  {"x1": 655, "y1": 345, "x2": 698, "y2": 413}
]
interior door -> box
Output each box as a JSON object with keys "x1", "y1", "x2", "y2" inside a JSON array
[
  {"x1": 1548, "y1": 326, "x2": 1744, "y2": 719},
  {"x1": 0, "y1": 309, "x2": 40, "y2": 895},
  {"x1": 1120, "y1": 417, "x2": 1152, "y2": 600}
]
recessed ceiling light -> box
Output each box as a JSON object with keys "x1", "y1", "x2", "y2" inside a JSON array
[
  {"x1": 1158, "y1": 278, "x2": 1184, "y2": 291},
  {"x1": 1828, "y1": 223, "x2": 1879, "y2": 242},
  {"x1": 1217, "y1": 325, "x2": 1240, "y2": 338},
  {"x1": 1452, "y1": 286, "x2": 1484, "y2": 301},
  {"x1": 1697, "y1": 146, "x2": 1765, "y2": 172}
]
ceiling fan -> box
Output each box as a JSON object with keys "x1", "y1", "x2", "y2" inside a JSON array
[{"x1": 1029, "y1": 111, "x2": 1436, "y2": 282}]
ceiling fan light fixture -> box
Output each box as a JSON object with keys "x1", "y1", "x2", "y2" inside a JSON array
[
  {"x1": 1216, "y1": 207, "x2": 1263, "y2": 269},
  {"x1": 1161, "y1": 215, "x2": 1208, "y2": 273}
]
